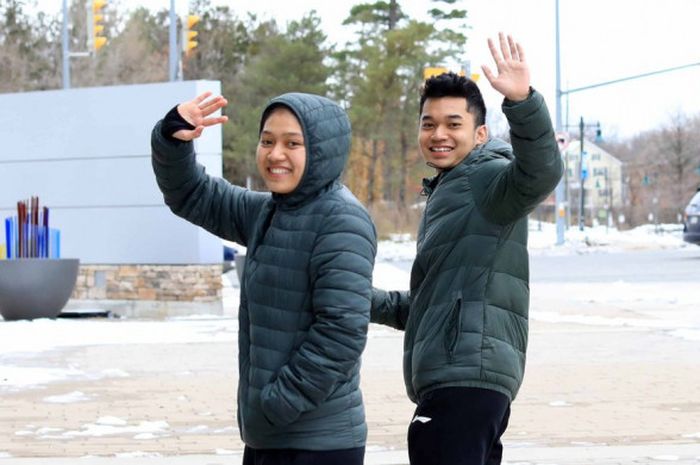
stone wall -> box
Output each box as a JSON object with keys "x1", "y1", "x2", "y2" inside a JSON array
[{"x1": 69, "y1": 264, "x2": 223, "y2": 318}]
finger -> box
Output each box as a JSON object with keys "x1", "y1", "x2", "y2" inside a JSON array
[
  {"x1": 194, "y1": 91, "x2": 213, "y2": 104},
  {"x1": 508, "y1": 35, "x2": 519, "y2": 61},
  {"x1": 487, "y1": 37, "x2": 502, "y2": 66},
  {"x1": 516, "y1": 42, "x2": 526, "y2": 63},
  {"x1": 201, "y1": 115, "x2": 228, "y2": 127},
  {"x1": 498, "y1": 32, "x2": 511, "y2": 61},
  {"x1": 172, "y1": 128, "x2": 195, "y2": 141},
  {"x1": 199, "y1": 95, "x2": 224, "y2": 110},
  {"x1": 481, "y1": 64, "x2": 496, "y2": 85},
  {"x1": 193, "y1": 126, "x2": 204, "y2": 138},
  {"x1": 200, "y1": 97, "x2": 228, "y2": 117}
]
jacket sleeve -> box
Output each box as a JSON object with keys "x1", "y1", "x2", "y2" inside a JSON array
[
  {"x1": 370, "y1": 288, "x2": 410, "y2": 330},
  {"x1": 260, "y1": 204, "x2": 377, "y2": 426},
  {"x1": 151, "y1": 119, "x2": 269, "y2": 245},
  {"x1": 471, "y1": 89, "x2": 563, "y2": 225}
]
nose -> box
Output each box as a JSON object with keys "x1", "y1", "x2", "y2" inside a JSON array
[
  {"x1": 431, "y1": 125, "x2": 447, "y2": 140},
  {"x1": 267, "y1": 142, "x2": 286, "y2": 161}
]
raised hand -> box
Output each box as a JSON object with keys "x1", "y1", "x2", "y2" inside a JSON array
[
  {"x1": 481, "y1": 32, "x2": 530, "y2": 102},
  {"x1": 173, "y1": 91, "x2": 229, "y2": 141}
]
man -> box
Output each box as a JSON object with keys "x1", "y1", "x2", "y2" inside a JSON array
[{"x1": 370, "y1": 33, "x2": 563, "y2": 465}]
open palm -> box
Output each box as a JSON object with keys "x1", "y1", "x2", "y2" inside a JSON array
[
  {"x1": 173, "y1": 92, "x2": 229, "y2": 141},
  {"x1": 481, "y1": 33, "x2": 530, "y2": 102}
]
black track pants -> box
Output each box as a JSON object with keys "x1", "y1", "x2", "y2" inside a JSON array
[
  {"x1": 408, "y1": 387, "x2": 511, "y2": 465},
  {"x1": 242, "y1": 445, "x2": 364, "y2": 465}
]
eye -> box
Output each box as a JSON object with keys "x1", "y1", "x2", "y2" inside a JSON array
[
  {"x1": 259, "y1": 138, "x2": 273, "y2": 147},
  {"x1": 448, "y1": 122, "x2": 461, "y2": 129},
  {"x1": 287, "y1": 140, "x2": 304, "y2": 148},
  {"x1": 421, "y1": 122, "x2": 434, "y2": 130}
]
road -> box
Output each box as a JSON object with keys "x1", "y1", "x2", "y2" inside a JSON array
[
  {"x1": 530, "y1": 247, "x2": 700, "y2": 283},
  {"x1": 389, "y1": 247, "x2": 700, "y2": 283}
]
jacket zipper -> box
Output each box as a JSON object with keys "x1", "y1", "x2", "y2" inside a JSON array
[{"x1": 445, "y1": 297, "x2": 462, "y2": 362}]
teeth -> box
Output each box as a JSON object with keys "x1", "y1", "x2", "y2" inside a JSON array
[
  {"x1": 431, "y1": 147, "x2": 452, "y2": 152},
  {"x1": 270, "y1": 168, "x2": 290, "y2": 174}
]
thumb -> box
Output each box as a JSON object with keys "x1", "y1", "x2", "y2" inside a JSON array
[
  {"x1": 172, "y1": 126, "x2": 204, "y2": 141},
  {"x1": 481, "y1": 64, "x2": 496, "y2": 86}
]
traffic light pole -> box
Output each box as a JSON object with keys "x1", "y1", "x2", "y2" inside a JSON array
[
  {"x1": 168, "y1": 0, "x2": 177, "y2": 82},
  {"x1": 62, "y1": 0, "x2": 70, "y2": 89},
  {"x1": 578, "y1": 117, "x2": 585, "y2": 231},
  {"x1": 553, "y1": 0, "x2": 566, "y2": 244},
  {"x1": 61, "y1": 0, "x2": 100, "y2": 89}
]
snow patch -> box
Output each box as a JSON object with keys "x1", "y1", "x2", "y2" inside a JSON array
[
  {"x1": 63, "y1": 419, "x2": 169, "y2": 438},
  {"x1": 43, "y1": 391, "x2": 91, "y2": 404},
  {"x1": 548, "y1": 400, "x2": 573, "y2": 407}
]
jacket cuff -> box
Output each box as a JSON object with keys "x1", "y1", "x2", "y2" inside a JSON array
[
  {"x1": 501, "y1": 88, "x2": 553, "y2": 140},
  {"x1": 151, "y1": 120, "x2": 194, "y2": 163}
]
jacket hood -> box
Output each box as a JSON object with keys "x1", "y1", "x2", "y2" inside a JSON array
[
  {"x1": 467, "y1": 137, "x2": 514, "y2": 163},
  {"x1": 259, "y1": 93, "x2": 351, "y2": 208}
]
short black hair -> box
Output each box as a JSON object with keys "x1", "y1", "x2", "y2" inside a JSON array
[{"x1": 419, "y1": 72, "x2": 486, "y2": 127}]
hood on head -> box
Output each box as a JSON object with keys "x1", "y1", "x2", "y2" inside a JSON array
[{"x1": 259, "y1": 93, "x2": 351, "y2": 207}]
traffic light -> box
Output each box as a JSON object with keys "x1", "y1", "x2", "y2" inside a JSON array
[
  {"x1": 182, "y1": 15, "x2": 200, "y2": 56},
  {"x1": 88, "y1": 0, "x2": 108, "y2": 52}
]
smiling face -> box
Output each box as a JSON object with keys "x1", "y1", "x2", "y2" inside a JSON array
[
  {"x1": 418, "y1": 96, "x2": 488, "y2": 171},
  {"x1": 256, "y1": 107, "x2": 307, "y2": 194}
]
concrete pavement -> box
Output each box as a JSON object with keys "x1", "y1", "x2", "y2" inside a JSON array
[{"x1": 1, "y1": 276, "x2": 700, "y2": 464}]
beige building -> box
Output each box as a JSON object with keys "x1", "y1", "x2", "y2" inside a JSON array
[{"x1": 561, "y1": 138, "x2": 623, "y2": 226}]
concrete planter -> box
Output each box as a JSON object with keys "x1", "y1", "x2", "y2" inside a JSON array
[{"x1": 0, "y1": 258, "x2": 80, "y2": 321}]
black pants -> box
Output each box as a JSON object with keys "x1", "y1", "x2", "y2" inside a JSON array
[
  {"x1": 408, "y1": 387, "x2": 511, "y2": 465},
  {"x1": 242, "y1": 445, "x2": 364, "y2": 465}
]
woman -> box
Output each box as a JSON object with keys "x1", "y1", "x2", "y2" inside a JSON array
[{"x1": 151, "y1": 91, "x2": 376, "y2": 465}]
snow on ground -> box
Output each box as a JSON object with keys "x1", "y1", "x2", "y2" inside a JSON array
[
  {"x1": 0, "y1": 318, "x2": 236, "y2": 356},
  {"x1": 527, "y1": 221, "x2": 687, "y2": 255},
  {"x1": 42, "y1": 390, "x2": 92, "y2": 404},
  {"x1": 0, "y1": 319, "x2": 237, "y2": 391},
  {"x1": 377, "y1": 221, "x2": 689, "y2": 262}
]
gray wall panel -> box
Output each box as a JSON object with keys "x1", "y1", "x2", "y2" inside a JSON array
[{"x1": 0, "y1": 80, "x2": 225, "y2": 264}]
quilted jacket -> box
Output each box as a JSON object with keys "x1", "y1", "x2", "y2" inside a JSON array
[
  {"x1": 371, "y1": 90, "x2": 562, "y2": 403},
  {"x1": 152, "y1": 93, "x2": 376, "y2": 450}
]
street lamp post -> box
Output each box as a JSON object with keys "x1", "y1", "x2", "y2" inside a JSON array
[{"x1": 578, "y1": 117, "x2": 585, "y2": 230}]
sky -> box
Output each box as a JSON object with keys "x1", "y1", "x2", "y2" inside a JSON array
[{"x1": 35, "y1": 0, "x2": 700, "y2": 140}]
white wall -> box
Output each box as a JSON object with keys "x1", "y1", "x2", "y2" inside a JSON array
[{"x1": 0, "y1": 80, "x2": 224, "y2": 264}]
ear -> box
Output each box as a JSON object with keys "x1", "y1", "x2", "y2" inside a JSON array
[{"x1": 475, "y1": 124, "x2": 488, "y2": 144}]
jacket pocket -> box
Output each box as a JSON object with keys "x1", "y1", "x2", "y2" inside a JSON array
[{"x1": 444, "y1": 296, "x2": 462, "y2": 363}]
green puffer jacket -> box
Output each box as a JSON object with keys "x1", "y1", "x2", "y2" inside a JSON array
[
  {"x1": 151, "y1": 93, "x2": 377, "y2": 450},
  {"x1": 371, "y1": 90, "x2": 562, "y2": 403}
]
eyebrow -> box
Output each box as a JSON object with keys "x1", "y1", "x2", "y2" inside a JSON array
[
  {"x1": 421, "y1": 114, "x2": 464, "y2": 121},
  {"x1": 260, "y1": 130, "x2": 304, "y2": 137}
]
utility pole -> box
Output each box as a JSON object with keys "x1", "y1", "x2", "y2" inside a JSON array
[
  {"x1": 169, "y1": 0, "x2": 178, "y2": 81},
  {"x1": 61, "y1": 0, "x2": 100, "y2": 89},
  {"x1": 553, "y1": 0, "x2": 566, "y2": 245},
  {"x1": 578, "y1": 117, "x2": 586, "y2": 230},
  {"x1": 62, "y1": 0, "x2": 70, "y2": 89}
]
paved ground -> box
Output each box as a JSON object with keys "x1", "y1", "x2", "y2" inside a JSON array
[{"x1": 2, "y1": 262, "x2": 700, "y2": 464}]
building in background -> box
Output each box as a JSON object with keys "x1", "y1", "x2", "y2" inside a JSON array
[{"x1": 562, "y1": 139, "x2": 624, "y2": 228}]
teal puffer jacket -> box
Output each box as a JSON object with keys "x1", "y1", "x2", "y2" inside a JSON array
[
  {"x1": 152, "y1": 93, "x2": 376, "y2": 450},
  {"x1": 371, "y1": 90, "x2": 562, "y2": 403}
]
